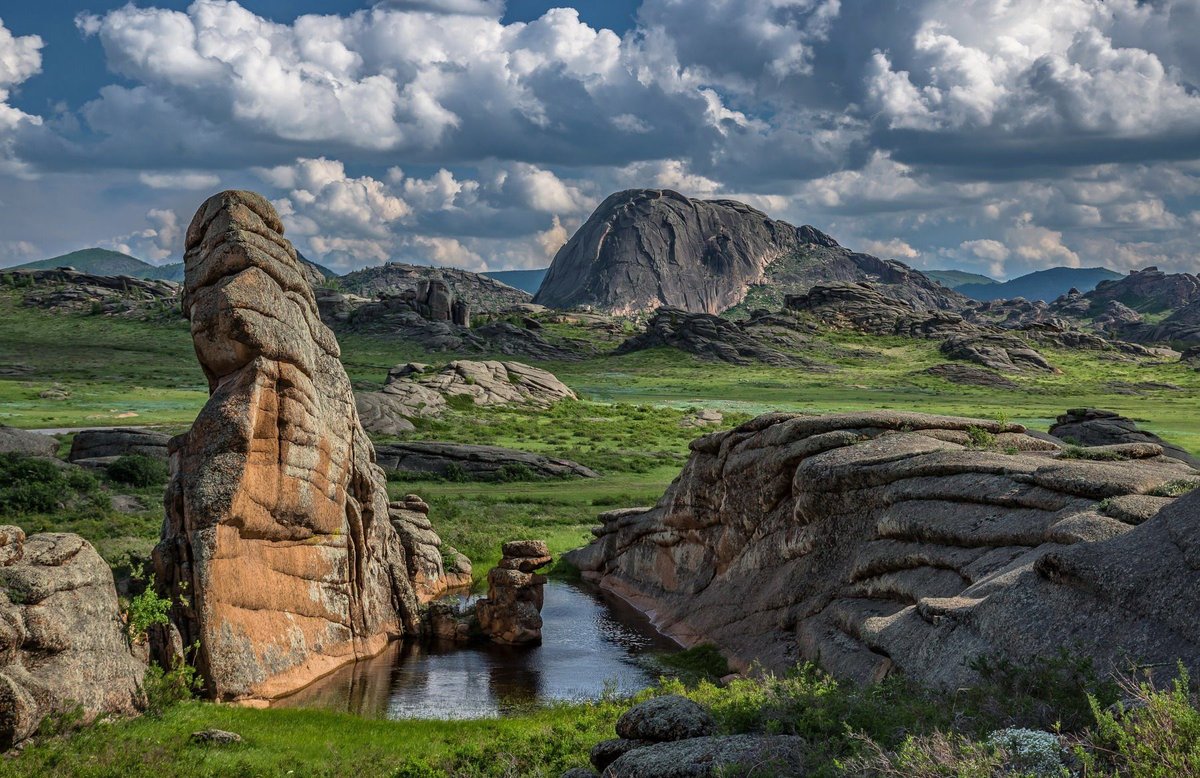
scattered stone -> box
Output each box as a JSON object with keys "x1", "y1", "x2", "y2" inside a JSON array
[
  {"x1": 615, "y1": 695, "x2": 716, "y2": 742},
  {"x1": 1049, "y1": 408, "x2": 1200, "y2": 469},
  {"x1": 0, "y1": 528, "x2": 145, "y2": 749},
  {"x1": 38, "y1": 386, "x2": 70, "y2": 400},
  {"x1": 476, "y1": 540, "x2": 551, "y2": 645},
  {"x1": 190, "y1": 729, "x2": 243, "y2": 745},
  {"x1": 373, "y1": 441, "x2": 598, "y2": 481},
  {"x1": 153, "y1": 191, "x2": 444, "y2": 701},
  {"x1": 0, "y1": 426, "x2": 57, "y2": 458},
  {"x1": 604, "y1": 734, "x2": 807, "y2": 778},
  {"x1": 567, "y1": 410, "x2": 1200, "y2": 688},
  {"x1": 68, "y1": 428, "x2": 170, "y2": 464}
]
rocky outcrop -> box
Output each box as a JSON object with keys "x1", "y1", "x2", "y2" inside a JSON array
[
  {"x1": 1, "y1": 267, "x2": 180, "y2": 319},
  {"x1": 566, "y1": 411, "x2": 1200, "y2": 689},
  {"x1": 387, "y1": 494, "x2": 472, "y2": 602},
  {"x1": 1049, "y1": 409, "x2": 1200, "y2": 468},
  {"x1": 614, "y1": 307, "x2": 820, "y2": 367},
  {"x1": 0, "y1": 527, "x2": 145, "y2": 749},
  {"x1": 535, "y1": 189, "x2": 960, "y2": 316},
  {"x1": 373, "y1": 441, "x2": 598, "y2": 480},
  {"x1": 785, "y1": 282, "x2": 967, "y2": 338},
  {"x1": 153, "y1": 190, "x2": 434, "y2": 701},
  {"x1": 0, "y1": 426, "x2": 56, "y2": 458},
  {"x1": 1088, "y1": 267, "x2": 1200, "y2": 313},
  {"x1": 940, "y1": 332, "x2": 1058, "y2": 373},
  {"x1": 67, "y1": 428, "x2": 170, "y2": 465},
  {"x1": 476, "y1": 541, "x2": 552, "y2": 645},
  {"x1": 338, "y1": 262, "x2": 530, "y2": 313},
  {"x1": 357, "y1": 360, "x2": 577, "y2": 436}
]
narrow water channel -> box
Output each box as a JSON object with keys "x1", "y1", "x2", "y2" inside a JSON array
[{"x1": 272, "y1": 580, "x2": 681, "y2": 719}]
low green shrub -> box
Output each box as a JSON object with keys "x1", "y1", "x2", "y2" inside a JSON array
[
  {"x1": 0, "y1": 453, "x2": 100, "y2": 515},
  {"x1": 106, "y1": 454, "x2": 168, "y2": 487},
  {"x1": 1149, "y1": 479, "x2": 1200, "y2": 497},
  {"x1": 1059, "y1": 445, "x2": 1129, "y2": 462}
]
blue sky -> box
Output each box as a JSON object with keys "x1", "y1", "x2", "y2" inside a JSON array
[{"x1": 0, "y1": 0, "x2": 1198, "y2": 278}]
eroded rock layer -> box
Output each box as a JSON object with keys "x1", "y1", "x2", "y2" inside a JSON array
[
  {"x1": 154, "y1": 191, "x2": 426, "y2": 701},
  {"x1": 566, "y1": 411, "x2": 1200, "y2": 688}
]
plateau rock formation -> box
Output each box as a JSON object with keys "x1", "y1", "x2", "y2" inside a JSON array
[
  {"x1": 357, "y1": 360, "x2": 577, "y2": 435},
  {"x1": 534, "y1": 189, "x2": 961, "y2": 316},
  {"x1": 566, "y1": 411, "x2": 1200, "y2": 688},
  {"x1": 153, "y1": 190, "x2": 437, "y2": 701},
  {"x1": 940, "y1": 332, "x2": 1058, "y2": 373},
  {"x1": 0, "y1": 267, "x2": 180, "y2": 319},
  {"x1": 614, "y1": 307, "x2": 822, "y2": 367},
  {"x1": 0, "y1": 527, "x2": 145, "y2": 748},
  {"x1": 476, "y1": 540, "x2": 552, "y2": 645}
]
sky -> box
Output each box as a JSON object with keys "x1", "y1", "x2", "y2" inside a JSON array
[{"x1": 0, "y1": 1, "x2": 1198, "y2": 279}]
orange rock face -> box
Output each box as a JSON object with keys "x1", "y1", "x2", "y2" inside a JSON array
[{"x1": 154, "y1": 191, "x2": 453, "y2": 701}]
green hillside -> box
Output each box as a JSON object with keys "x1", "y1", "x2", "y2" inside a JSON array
[
  {"x1": 923, "y1": 269, "x2": 997, "y2": 289},
  {"x1": 13, "y1": 248, "x2": 155, "y2": 276}
]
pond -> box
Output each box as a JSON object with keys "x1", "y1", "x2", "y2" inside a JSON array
[{"x1": 272, "y1": 580, "x2": 681, "y2": 719}]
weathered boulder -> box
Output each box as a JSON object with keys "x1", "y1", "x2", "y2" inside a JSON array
[
  {"x1": 0, "y1": 426, "x2": 56, "y2": 458},
  {"x1": 0, "y1": 527, "x2": 145, "y2": 749},
  {"x1": 388, "y1": 494, "x2": 472, "y2": 602},
  {"x1": 940, "y1": 332, "x2": 1058, "y2": 373},
  {"x1": 68, "y1": 428, "x2": 170, "y2": 464},
  {"x1": 615, "y1": 695, "x2": 715, "y2": 742},
  {"x1": 374, "y1": 441, "x2": 599, "y2": 480},
  {"x1": 604, "y1": 734, "x2": 807, "y2": 777},
  {"x1": 566, "y1": 411, "x2": 1200, "y2": 688},
  {"x1": 476, "y1": 540, "x2": 552, "y2": 645},
  {"x1": 1049, "y1": 408, "x2": 1200, "y2": 468},
  {"x1": 153, "y1": 191, "x2": 432, "y2": 701}
]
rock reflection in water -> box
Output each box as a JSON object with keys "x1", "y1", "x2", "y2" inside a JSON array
[{"x1": 273, "y1": 580, "x2": 680, "y2": 719}]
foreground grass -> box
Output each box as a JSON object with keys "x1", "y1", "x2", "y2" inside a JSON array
[{"x1": 5, "y1": 656, "x2": 1197, "y2": 777}]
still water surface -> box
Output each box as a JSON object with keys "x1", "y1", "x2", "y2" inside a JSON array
[{"x1": 273, "y1": 580, "x2": 680, "y2": 719}]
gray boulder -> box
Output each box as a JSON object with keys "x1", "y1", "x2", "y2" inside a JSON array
[
  {"x1": 68, "y1": 428, "x2": 170, "y2": 464},
  {"x1": 940, "y1": 332, "x2": 1058, "y2": 373},
  {"x1": 0, "y1": 527, "x2": 146, "y2": 749},
  {"x1": 0, "y1": 426, "x2": 56, "y2": 458},
  {"x1": 615, "y1": 695, "x2": 716, "y2": 742}
]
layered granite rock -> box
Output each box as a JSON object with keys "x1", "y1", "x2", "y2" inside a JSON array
[
  {"x1": 68, "y1": 428, "x2": 171, "y2": 465},
  {"x1": 566, "y1": 411, "x2": 1200, "y2": 688},
  {"x1": 387, "y1": 494, "x2": 472, "y2": 602},
  {"x1": 153, "y1": 191, "x2": 439, "y2": 701},
  {"x1": 0, "y1": 527, "x2": 145, "y2": 748},
  {"x1": 373, "y1": 441, "x2": 599, "y2": 481},
  {"x1": 476, "y1": 541, "x2": 552, "y2": 645},
  {"x1": 614, "y1": 307, "x2": 821, "y2": 367}
]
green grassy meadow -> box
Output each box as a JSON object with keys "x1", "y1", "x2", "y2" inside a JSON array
[{"x1": 3, "y1": 288, "x2": 1200, "y2": 775}]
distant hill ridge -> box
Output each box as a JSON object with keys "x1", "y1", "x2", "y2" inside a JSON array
[
  {"x1": 12, "y1": 247, "x2": 336, "y2": 284},
  {"x1": 957, "y1": 266, "x2": 1123, "y2": 302},
  {"x1": 924, "y1": 269, "x2": 997, "y2": 289}
]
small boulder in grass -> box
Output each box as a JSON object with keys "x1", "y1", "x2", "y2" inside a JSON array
[
  {"x1": 614, "y1": 695, "x2": 715, "y2": 742},
  {"x1": 191, "y1": 729, "x2": 243, "y2": 745}
]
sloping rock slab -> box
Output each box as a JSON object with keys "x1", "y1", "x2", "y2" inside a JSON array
[
  {"x1": 567, "y1": 411, "x2": 1200, "y2": 688},
  {"x1": 374, "y1": 441, "x2": 598, "y2": 480},
  {"x1": 941, "y1": 332, "x2": 1058, "y2": 373},
  {"x1": 0, "y1": 528, "x2": 145, "y2": 749}
]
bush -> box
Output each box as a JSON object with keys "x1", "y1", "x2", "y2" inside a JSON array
[
  {"x1": 125, "y1": 579, "x2": 172, "y2": 643},
  {"x1": 966, "y1": 426, "x2": 995, "y2": 449},
  {"x1": 0, "y1": 452, "x2": 98, "y2": 515},
  {"x1": 1149, "y1": 479, "x2": 1200, "y2": 497},
  {"x1": 1075, "y1": 666, "x2": 1200, "y2": 777},
  {"x1": 107, "y1": 454, "x2": 168, "y2": 487},
  {"x1": 142, "y1": 649, "x2": 202, "y2": 717},
  {"x1": 1059, "y1": 445, "x2": 1129, "y2": 462}
]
